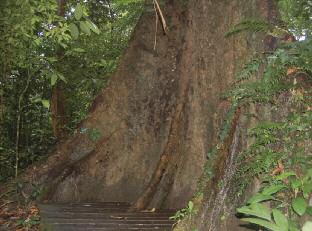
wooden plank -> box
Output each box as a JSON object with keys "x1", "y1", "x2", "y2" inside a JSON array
[
  {"x1": 40, "y1": 202, "x2": 175, "y2": 231},
  {"x1": 43, "y1": 218, "x2": 172, "y2": 224},
  {"x1": 50, "y1": 227, "x2": 172, "y2": 231}
]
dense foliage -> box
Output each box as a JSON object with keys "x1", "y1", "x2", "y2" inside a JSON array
[
  {"x1": 278, "y1": 0, "x2": 312, "y2": 38},
  {"x1": 228, "y1": 0, "x2": 312, "y2": 230},
  {"x1": 0, "y1": 0, "x2": 143, "y2": 182}
]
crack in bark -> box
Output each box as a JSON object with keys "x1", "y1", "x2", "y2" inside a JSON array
[{"x1": 130, "y1": 100, "x2": 187, "y2": 211}]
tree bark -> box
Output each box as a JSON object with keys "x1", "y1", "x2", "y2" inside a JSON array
[
  {"x1": 51, "y1": 82, "x2": 67, "y2": 139},
  {"x1": 51, "y1": 0, "x2": 67, "y2": 140},
  {"x1": 0, "y1": 85, "x2": 4, "y2": 140},
  {"x1": 23, "y1": 1, "x2": 277, "y2": 225}
]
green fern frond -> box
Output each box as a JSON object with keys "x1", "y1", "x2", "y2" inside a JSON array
[
  {"x1": 236, "y1": 59, "x2": 262, "y2": 82},
  {"x1": 225, "y1": 19, "x2": 272, "y2": 37}
]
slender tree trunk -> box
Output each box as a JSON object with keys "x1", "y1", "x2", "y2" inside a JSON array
[
  {"x1": 51, "y1": 0, "x2": 67, "y2": 140},
  {"x1": 0, "y1": 83, "x2": 4, "y2": 139},
  {"x1": 15, "y1": 70, "x2": 31, "y2": 178},
  {"x1": 0, "y1": 49, "x2": 8, "y2": 151}
]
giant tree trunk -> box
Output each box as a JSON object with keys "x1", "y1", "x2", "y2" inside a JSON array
[{"x1": 24, "y1": 0, "x2": 277, "y2": 228}]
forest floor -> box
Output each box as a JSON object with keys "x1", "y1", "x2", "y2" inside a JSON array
[{"x1": 0, "y1": 200, "x2": 40, "y2": 230}]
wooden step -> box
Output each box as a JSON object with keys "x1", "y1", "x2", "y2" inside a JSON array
[{"x1": 39, "y1": 202, "x2": 175, "y2": 231}]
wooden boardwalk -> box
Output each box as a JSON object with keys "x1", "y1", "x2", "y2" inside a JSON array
[{"x1": 39, "y1": 202, "x2": 175, "y2": 231}]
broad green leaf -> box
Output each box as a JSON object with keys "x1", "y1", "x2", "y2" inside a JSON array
[
  {"x1": 69, "y1": 23, "x2": 79, "y2": 39},
  {"x1": 275, "y1": 171, "x2": 296, "y2": 181},
  {"x1": 74, "y1": 3, "x2": 83, "y2": 20},
  {"x1": 272, "y1": 209, "x2": 288, "y2": 231},
  {"x1": 34, "y1": 38, "x2": 41, "y2": 46},
  {"x1": 247, "y1": 193, "x2": 274, "y2": 204},
  {"x1": 302, "y1": 182, "x2": 312, "y2": 198},
  {"x1": 302, "y1": 221, "x2": 312, "y2": 231},
  {"x1": 72, "y1": 48, "x2": 85, "y2": 53},
  {"x1": 41, "y1": 100, "x2": 50, "y2": 109},
  {"x1": 292, "y1": 197, "x2": 307, "y2": 216},
  {"x1": 57, "y1": 73, "x2": 67, "y2": 83},
  {"x1": 50, "y1": 73, "x2": 58, "y2": 86},
  {"x1": 86, "y1": 20, "x2": 100, "y2": 34},
  {"x1": 289, "y1": 220, "x2": 300, "y2": 231},
  {"x1": 241, "y1": 218, "x2": 280, "y2": 231},
  {"x1": 80, "y1": 21, "x2": 91, "y2": 35},
  {"x1": 59, "y1": 42, "x2": 68, "y2": 49},
  {"x1": 306, "y1": 206, "x2": 312, "y2": 216},
  {"x1": 290, "y1": 179, "x2": 301, "y2": 190},
  {"x1": 30, "y1": 95, "x2": 42, "y2": 103},
  {"x1": 306, "y1": 169, "x2": 312, "y2": 178},
  {"x1": 47, "y1": 57, "x2": 57, "y2": 62},
  {"x1": 237, "y1": 204, "x2": 271, "y2": 221},
  {"x1": 262, "y1": 184, "x2": 286, "y2": 195}
]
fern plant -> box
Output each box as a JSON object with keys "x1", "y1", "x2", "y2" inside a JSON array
[{"x1": 225, "y1": 2, "x2": 312, "y2": 230}]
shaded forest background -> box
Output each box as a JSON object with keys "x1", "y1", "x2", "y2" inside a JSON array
[{"x1": 0, "y1": 0, "x2": 143, "y2": 181}]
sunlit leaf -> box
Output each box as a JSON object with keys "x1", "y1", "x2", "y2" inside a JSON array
[
  {"x1": 69, "y1": 23, "x2": 79, "y2": 39},
  {"x1": 272, "y1": 209, "x2": 288, "y2": 231},
  {"x1": 289, "y1": 220, "x2": 300, "y2": 231},
  {"x1": 262, "y1": 184, "x2": 286, "y2": 195},
  {"x1": 302, "y1": 182, "x2": 312, "y2": 198},
  {"x1": 86, "y1": 20, "x2": 100, "y2": 34},
  {"x1": 72, "y1": 48, "x2": 85, "y2": 53},
  {"x1": 74, "y1": 3, "x2": 83, "y2": 20},
  {"x1": 290, "y1": 179, "x2": 301, "y2": 190},
  {"x1": 237, "y1": 204, "x2": 271, "y2": 221},
  {"x1": 241, "y1": 218, "x2": 279, "y2": 231},
  {"x1": 292, "y1": 197, "x2": 307, "y2": 216},
  {"x1": 57, "y1": 73, "x2": 67, "y2": 83},
  {"x1": 80, "y1": 21, "x2": 91, "y2": 35},
  {"x1": 41, "y1": 100, "x2": 50, "y2": 109},
  {"x1": 275, "y1": 171, "x2": 296, "y2": 181},
  {"x1": 247, "y1": 193, "x2": 275, "y2": 204},
  {"x1": 50, "y1": 73, "x2": 58, "y2": 86},
  {"x1": 306, "y1": 169, "x2": 312, "y2": 178}
]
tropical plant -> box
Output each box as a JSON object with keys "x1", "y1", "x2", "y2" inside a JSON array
[
  {"x1": 170, "y1": 201, "x2": 198, "y2": 223},
  {"x1": 226, "y1": 0, "x2": 312, "y2": 230},
  {"x1": 0, "y1": 0, "x2": 143, "y2": 182}
]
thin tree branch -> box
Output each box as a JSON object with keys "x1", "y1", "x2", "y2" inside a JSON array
[
  {"x1": 153, "y1": 0, "x2": 158, "y2": 50},
  {"x1": 154, "y1": 0, "x2": 167, "y2": 35}
]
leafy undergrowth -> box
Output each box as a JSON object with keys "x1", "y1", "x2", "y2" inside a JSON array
[
  {"x1": 228, "y1": 9, "x2": 312, "y2": 230},
  {"x1": 0, "y1": 202, "x2": 40, "y2": 231},
  {"x1": 0, "y1": 182, "x2": 42, "y2": 231}
]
